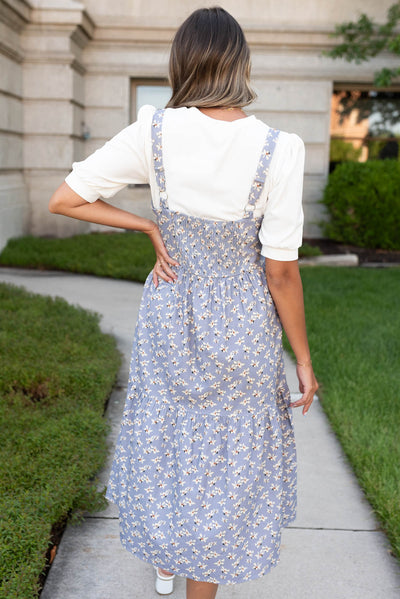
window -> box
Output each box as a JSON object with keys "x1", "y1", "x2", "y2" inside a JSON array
[
  {"x1": 130, "y1": 79, "x2": 172, "y2": 122},
  {"x1": 330, "y1": 86, "x2": 400, "y2": 172}
]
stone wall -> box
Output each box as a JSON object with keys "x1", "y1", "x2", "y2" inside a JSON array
[
  {"x1": 21, "y1": 0, "x2": 95, "y2": 238},
  {"x1": 0, "y1": 0, "x2": 30, "y2": 248},
  {"x1": 0, "y1": 0, "x2": 397, "y2": 249},
  {"x1": 82, "y1": 0, "x2": 392, "y2": 26}
]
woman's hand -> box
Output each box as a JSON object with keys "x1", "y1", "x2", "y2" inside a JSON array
[
  {"x1": 144, "y1": 221, "x2": 180, "y2": 288},
  {"x1": 290, "y1": 363, "x2": 319, "y2": 415}
]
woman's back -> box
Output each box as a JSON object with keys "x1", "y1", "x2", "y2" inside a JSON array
[{"x1": 65, "y1": 104, "x2": 305, "y2": 262}]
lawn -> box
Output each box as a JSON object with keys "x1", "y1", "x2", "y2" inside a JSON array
[
  {"x1": 0, "y1": 283, "x2": 121, "y2": 599},
  {"x1": 292, "y1": 266, "x2": 400, "y2": 559},
  {"x1": 0, "y1": 233, "x2": 155, "y2": 283},
  {"x1": 0, "y1": 233, "x2": 321, "y2": 282}
]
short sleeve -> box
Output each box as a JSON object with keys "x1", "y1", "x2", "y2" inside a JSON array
[
  {"x1": 64, "y1": 104, "x2": 156, "y2": 202},
  {"x1": 258, "y1": 132, "x2": 305, "y2": 261}
]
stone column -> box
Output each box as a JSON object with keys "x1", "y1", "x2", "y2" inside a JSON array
[
  {"x1": 0, "y1": 0, "x2": 31, "y2": 251},
  {"x1": 22, "y1": 0, "x2": 94, "y2": 237}
]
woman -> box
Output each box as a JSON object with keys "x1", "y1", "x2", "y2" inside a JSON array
[{"x1": 49, "y1": 7, "x2": 318, "y2": 599}]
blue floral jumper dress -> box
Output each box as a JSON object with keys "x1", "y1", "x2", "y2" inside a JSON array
[{"x1": 105, "y1": 109, "x2": 297, "y2": 585}]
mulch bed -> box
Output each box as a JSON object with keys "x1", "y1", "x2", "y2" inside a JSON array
[{"x1": 303, "y1": 238, "x2": 400, "y2": 265}]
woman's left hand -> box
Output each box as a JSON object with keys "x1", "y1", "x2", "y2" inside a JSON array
[
  {"x1": 290, "y1": 363, "x2": 319, "y2": 415},
  {"x1": 144, "y1": 221, "x2": 180, "y2": 288}
]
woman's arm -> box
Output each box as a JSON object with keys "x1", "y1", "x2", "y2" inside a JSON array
[
  {"x1": 265, "y1": 257, "x2": 318, "y2": 415},
  {"x1": 48, "y1": 182, "x2": 179, "y2": 286},
  {"x1": 49, "y1": 181, "x2": 155, "y2": 232}
]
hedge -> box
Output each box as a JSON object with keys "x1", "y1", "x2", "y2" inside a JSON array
[{"x1": 321, "y1": 159, "x2": 400, "y2": 249}]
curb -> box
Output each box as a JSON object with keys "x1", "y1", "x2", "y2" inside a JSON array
[{"x1": 299, "y1": 254, "x2": 359, "y2": 267}]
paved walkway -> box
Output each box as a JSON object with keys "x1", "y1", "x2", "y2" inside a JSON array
[{"x1": 1, "y1": 267, "x2": 399, "y2": 599}]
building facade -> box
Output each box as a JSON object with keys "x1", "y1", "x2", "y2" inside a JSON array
[{"x1": 0, "y1": 0, "x2": 397, "y2": 250}]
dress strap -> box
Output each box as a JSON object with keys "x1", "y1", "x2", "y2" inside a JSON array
[
  {"x1": 244, "y1": 127, "x2": 280, "y2": 218},
  {"x1": 151, "y1": 108, "x2": 169, "y2": 209}
]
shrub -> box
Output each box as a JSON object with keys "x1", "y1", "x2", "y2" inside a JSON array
[
  {"x1": 320, "y1": 159, "x2": 400, "y2": 249},
  {"x1": 330, "y1": 138, "x2": 362, "y2": 162},
  {"x1": 299, "y1": 243, "x2": 322, "y2": 258}
]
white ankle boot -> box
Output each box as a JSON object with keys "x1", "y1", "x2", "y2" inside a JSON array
[{"x1": 154, "y1": 565, "x2": 175, "y2": 595}]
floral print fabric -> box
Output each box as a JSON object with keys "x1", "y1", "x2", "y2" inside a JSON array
[{"x1": 105, "y1": 109, "x2": 297, "y2": 585}]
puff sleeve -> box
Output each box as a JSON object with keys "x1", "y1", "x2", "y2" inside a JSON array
[
  {"x1": 258, "y1": 132, "x2": 305, "y2": 261},
  {"x1": 64, "y1": 104, "x2": 156, "y2": 202}
]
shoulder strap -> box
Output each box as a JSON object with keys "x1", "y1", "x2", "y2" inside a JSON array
[
  {"x1": 245, "y1": 127, "x2": 280, "y2": 217},
  {"x1": 151, "y1": 108, "x2": 168, "y2": 209}
]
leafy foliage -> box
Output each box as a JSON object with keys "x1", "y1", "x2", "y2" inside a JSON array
[
  {"x1": 298, "y1": 243, "x2": 322, "y2": 258},
  {"x1": 320, "y1": 159, "x2": 400, "y2": 249},
  {"x1": 323, "y1": 3, "x2": 400, "y2": 87},
  {"x1": 330, "y1": 138, "x2": 362, "y2": 162}
]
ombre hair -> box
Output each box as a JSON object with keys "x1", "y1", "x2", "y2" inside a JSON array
[{"x1": 166, "y1": 7, "x2": 256, "y2": 109}]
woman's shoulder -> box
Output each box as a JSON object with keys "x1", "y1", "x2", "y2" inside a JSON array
[
  {"x1": 249, "y1": 117, "x2": 305, "y2": 181},
  {"x1": 277, "y1": 129, "x2": 305, "y2": 151},
  {"x1": 253, "y1": 115, "x2": 304, "y2": 150},
  {"x1": 136, "y1": 104, "x2": 191, "y2": 133},
  {"x1": 137, "y1": 104, "x2": 157, "y2": 119},
  {"x1": 275, "y1": 130, "x2": 305, "y2": 166}
]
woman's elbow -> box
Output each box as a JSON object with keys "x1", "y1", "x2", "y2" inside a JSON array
[
  {"x1": 49, "y1": 182, "x2": 82, "y2": 215},
  {"x1": 265, "y1": 259, "x2": 300, "y2": 288},
  {"x1": 48, "y1": 192, "x2": 62, "y2": 214}
]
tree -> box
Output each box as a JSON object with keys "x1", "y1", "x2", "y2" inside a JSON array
[{"x1": 323, "y1": 3, "x2": 400, "y2": 87}]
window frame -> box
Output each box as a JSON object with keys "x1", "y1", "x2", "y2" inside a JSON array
[
  {"x1": 129, "y1": 77, "x2": 171, "y2": 123},
  {"x1": 330, "y1": 82, "x2": 400, "y2": 169}
]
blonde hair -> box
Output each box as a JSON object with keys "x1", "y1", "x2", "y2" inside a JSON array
[{"x1": 166, "y1": 7, "x2": 256, "y2": 109}]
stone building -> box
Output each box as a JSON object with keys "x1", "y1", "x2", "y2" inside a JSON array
[{"x1": 0, "y1": 0, "x2": 397, "y2": 251}]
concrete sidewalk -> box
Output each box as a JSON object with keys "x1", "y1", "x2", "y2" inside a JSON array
[{"x1": 1, "y1": 267, "x2": 399, "y2": 599}]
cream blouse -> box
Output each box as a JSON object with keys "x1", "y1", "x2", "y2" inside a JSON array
[{"x1": 65, "y1": 104, "x2": 305, "y2": 261}]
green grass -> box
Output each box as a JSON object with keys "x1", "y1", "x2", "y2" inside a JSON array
[
  {"x1": 0, "y1": 233, "x2": 156, "y2": 283},
  {"x1": 0, "y1": 233, "x2": 320, "y2": 281},
  {"x1": 286, "y1": 267, "x2": 400, "y2": 559},
  {"x1": 0, "y1": 283, "x2": 121, "y2": 599}
]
